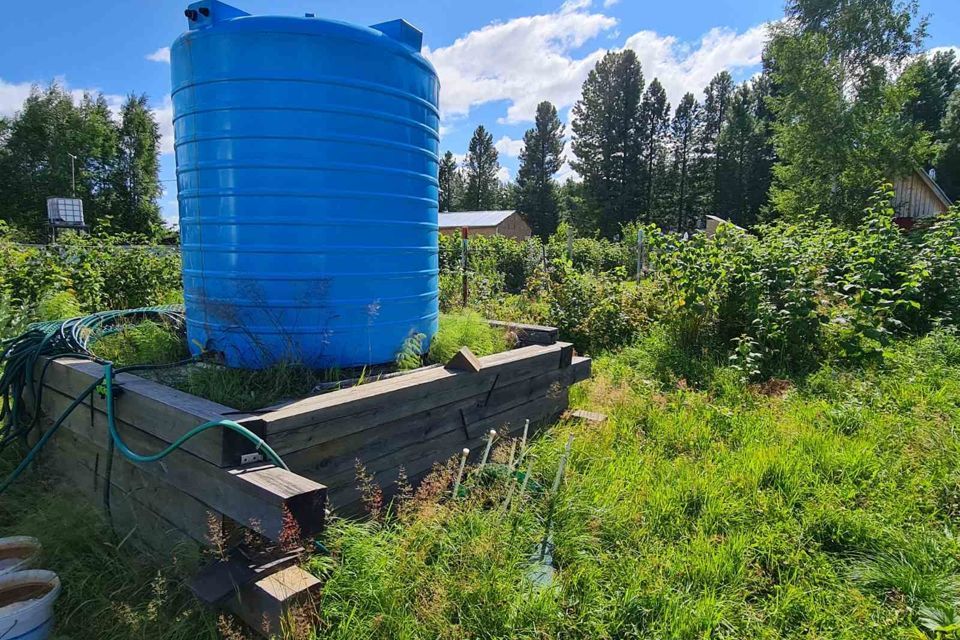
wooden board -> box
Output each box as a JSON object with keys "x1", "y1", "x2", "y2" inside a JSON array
[
  {"x1": 487, "y1": 320, "x2": 559, "y2": 346},
  {"x1": 281, "y1": 357, "x2": 590, "y2": 484},
  {"x1": 256, "y1": 343, "x2": 576, "y2": 455},
  {"x1": 325, "y1": 390, "x2": 569, "y2": 513},
  {"x1": 35, "y1": 356, "x2": 257, "y2": 467},
  {"x1": 228, "y1": 565, "x2": 321, "y2": 638},
  {"x1": 43, "y1": 424, "x2": 217, "y2": 549},
  {"x1": 39, "y1": 387, "x2": 326, "y2": 542}
]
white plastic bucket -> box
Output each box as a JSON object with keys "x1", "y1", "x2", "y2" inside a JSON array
[
  {"x1": 0, "y1": 538, "x2": 41, "y2": 577},
  {"x1": 0, "y1": 570, "x2": 61, "y2": 640}
]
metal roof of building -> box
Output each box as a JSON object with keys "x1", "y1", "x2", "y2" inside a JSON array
[{"x1": 438, "y1": 210, "x2": 516, "y2": 228}]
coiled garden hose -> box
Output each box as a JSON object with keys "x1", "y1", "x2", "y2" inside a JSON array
[{"x1": 0, "y1": 305, "x2": 289, "y2": 496}]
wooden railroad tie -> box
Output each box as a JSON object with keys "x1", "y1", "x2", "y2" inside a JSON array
[{"x1": 570, "y1": 409, "x2": 608, "y2": 424}]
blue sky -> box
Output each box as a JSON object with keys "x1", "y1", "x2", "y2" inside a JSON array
[{"x1": 1, "y1": 0, "x2": 957, "y2": 226}]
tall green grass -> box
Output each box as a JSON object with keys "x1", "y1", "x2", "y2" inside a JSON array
[
  {"x1": 0, "y1": 457, "x2": 217, "y2": 639},
  {"x1": 5, "y1": 323, "x2": 960, "y2": 638},
  {"x1": 310, "y1": 330, "x2": 960, "y2": 638}
]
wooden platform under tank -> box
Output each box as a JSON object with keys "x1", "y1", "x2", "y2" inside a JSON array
[{"x1": 29, "y1": 320, "x2": 590, "y2": 631}]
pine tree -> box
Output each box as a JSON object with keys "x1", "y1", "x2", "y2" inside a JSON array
[
  {"x1": 717, "y1": 83, "x2": 767, "y2": 227},
  {"x1": 900, "y1": 49, "x2": 960, "y2": 135},
  {"x1": 462, "y1": 125, "x2": 501, "y2": 211},
  {"x1": 638, "y1": 79, "x2": 670, "y2": 223},
  {"x1": 699, "y1": 71, "x2": 734, "y2": 218},
  {"x1": 516, "y1": 101, "x2": 565, "y2": 239},
  {"x1": 936, "y1": 88, "x2": 960, "y2": 201},
  {"x1": 438, "y1": 150, "x2": 462, "y2": 212},
  {"x1": 112, "y1": 94, "x2": 163, "y2": 235},
  {"x1": 570, "y1": 50, "x2": 645, "y2": 237},
  {"x1": 669, "y1": 93, "x2": 702, "y2": 232}
]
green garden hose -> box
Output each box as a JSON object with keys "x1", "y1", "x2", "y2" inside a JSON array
[
  {"x1": 102, "y1": 362, "x2": 288, "y2": 469},
  {"x1": 0, "y1": 305, "x2": 289, "y2": 496}
]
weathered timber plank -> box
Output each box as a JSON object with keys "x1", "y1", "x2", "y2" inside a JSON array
[
  {"x1": 228, "y1": 565, "x2": 321, "y2": 638},
  {"x1": 487, "y1": 320, "x2": 559, "y2": 346},
  {"x1": 281, "y1": 358, "x2": 590, "y2": 482},
  {"x1": 36, "y1": 356, "x2": 257, "y2": 467},
  {"x1": 258, "y1": 343, "x2": 576, "y2": 454},
  {"x1": 571, "y1": 409, "x2": 608, "y2": 424},
  {"x1": 43, "y1": 425, "x2": 216, "y2": 549},
  {"x1": 39, "y1": 387, "x2": 326, "y2": 541},
  {"x1": 326, "y1": 390, "x2": 569, "y2": 512}
]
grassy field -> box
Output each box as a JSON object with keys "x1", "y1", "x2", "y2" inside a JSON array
[{"x1": 3, "y1": 329, "x2": 959, "y2": 638}]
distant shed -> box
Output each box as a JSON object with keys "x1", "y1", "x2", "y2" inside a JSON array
[
  {"x1": 438, "y1": 210, "x2": 532, "y2": 239},
  {"x1": 892, "y1": 168, "x2": 952, "y2": 229}
]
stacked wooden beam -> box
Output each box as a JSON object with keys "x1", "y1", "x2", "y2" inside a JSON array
[
  {"x1": 241, "y1": 341, "x2": 591, "y2": 511},
  {"x1": 33, "y1": 357, "x2": 327, "y2": 553}
]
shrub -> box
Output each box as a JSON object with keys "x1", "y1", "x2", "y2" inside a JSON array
[
  {"x1": 0, "y1": 232, "x2": 181, "y2": 320},
  {"x1": 525, "y1": 260, "x2": 652, "y2": 355}
]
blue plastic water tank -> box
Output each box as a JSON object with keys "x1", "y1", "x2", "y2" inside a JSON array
[{"x1": 170, "y1": 1, "x2": 439, "y2": 369}]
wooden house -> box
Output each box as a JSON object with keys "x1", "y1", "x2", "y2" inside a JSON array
[
  {"x1": 892, "y1": 167, "x2": 953, "y2": 229},
  {"x1": 438, "y1": 210, "x2": 532, "y2": 239}
]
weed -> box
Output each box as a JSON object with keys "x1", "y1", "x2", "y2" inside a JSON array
[{"x1": 427, "y1": 310, "x2": 511, "y2": 363}]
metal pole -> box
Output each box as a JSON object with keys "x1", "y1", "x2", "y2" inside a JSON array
[
  {"x1": 68, "y1": 153, "x2": 77, "y2": 197},
  {"x1": 461, "y1": 226, "x2": 469, "y2": 308}
]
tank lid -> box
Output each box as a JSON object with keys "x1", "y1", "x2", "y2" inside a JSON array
[
  {"x1": 369, "y1": 19, "x2": 423, "y2": 52},
  {"x1": 183, "y1": 0, "x2": 249, "y2": 30}
]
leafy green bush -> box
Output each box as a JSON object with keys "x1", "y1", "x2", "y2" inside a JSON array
[
  {"x1": 428, "y1": 311, "x2": 512, "y2": 363},
  {"x1": 0, "y1": 231, "x2": 181, "y2": 320},
  {"x1": 523, "y1": 260, "x2": 654, "y2": 355}
]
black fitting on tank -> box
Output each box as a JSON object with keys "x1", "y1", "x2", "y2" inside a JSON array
[
  {"x1": 198, "y1": 7, "x2": 210, "y2": 16},
  {"x1": 184, "y1": 8, "x2": 198, "y2": 20}
]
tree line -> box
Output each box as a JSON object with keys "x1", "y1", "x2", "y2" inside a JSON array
[
  {"x1": 441, "y1": 0, "x2": 960, "y2": 239},
  {"x1": 0, "y1": 84, "x2": 164, "y2": 240},
  {"x1": 2, "y1": 0, "x2": 957, "y2": 243}
]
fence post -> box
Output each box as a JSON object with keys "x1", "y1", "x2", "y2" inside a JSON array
[
  {"x1": 636, "y1": 228, "x2": 644, "y2": 282},
  {"x1": 461, "y1": 226, "x2": 469, "y2": 308}
]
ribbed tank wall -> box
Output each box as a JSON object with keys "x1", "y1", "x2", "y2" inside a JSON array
[{"x1": 170, "y1": 2, "x2": 439, "y2": 369}]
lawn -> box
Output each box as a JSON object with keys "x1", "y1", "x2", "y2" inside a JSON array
[{"x1": 3, "y1": 330, "x2": 958, "y2": 638}]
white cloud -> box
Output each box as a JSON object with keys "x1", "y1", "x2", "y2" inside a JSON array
[
  {"x1": 555, "y1": 142, "x2": 579, "y2": 183},
  {"x1": 161, "y1": 200, "x2": 179, "y2": 229},
  {"x1": 424, "y1": 5, "x2": 617, "y2": 124},
  {"x1": 622, "y1": 23, "x2": 769, "y2": 105},
  {"x1": 1, "y1": 76, "x2": 174, "y2": 156},
  {"x1": 425, "y1": 2, "x2": 769, "y2": 128},
  {"x1": 0, "y1": 79, "x2": 34, "y2": 118},
  {"x1": 494, "y1": 135, "x2": 524, "y2": 157},
  {"x1": 603, "y1": 0, "x2": 620, "y2": 7},
  {"x1": 154, "y1": 96, "x2": 175, "y2": 155},
  {"x1": 146, "y1": 47, "x2": 171, "y2": 63},
  {"x1": 927, "y1": 45, "x2": 960, "y2": 59},
  {"x1": 496, "y1": 166, "x2": 511, "y2": 182},
  {"x1": 0, "y1": 76, "x2": 125, "y2": 118},
  {"x1": 560, "y1": 0, "x2": 593, "y2": 12}
]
